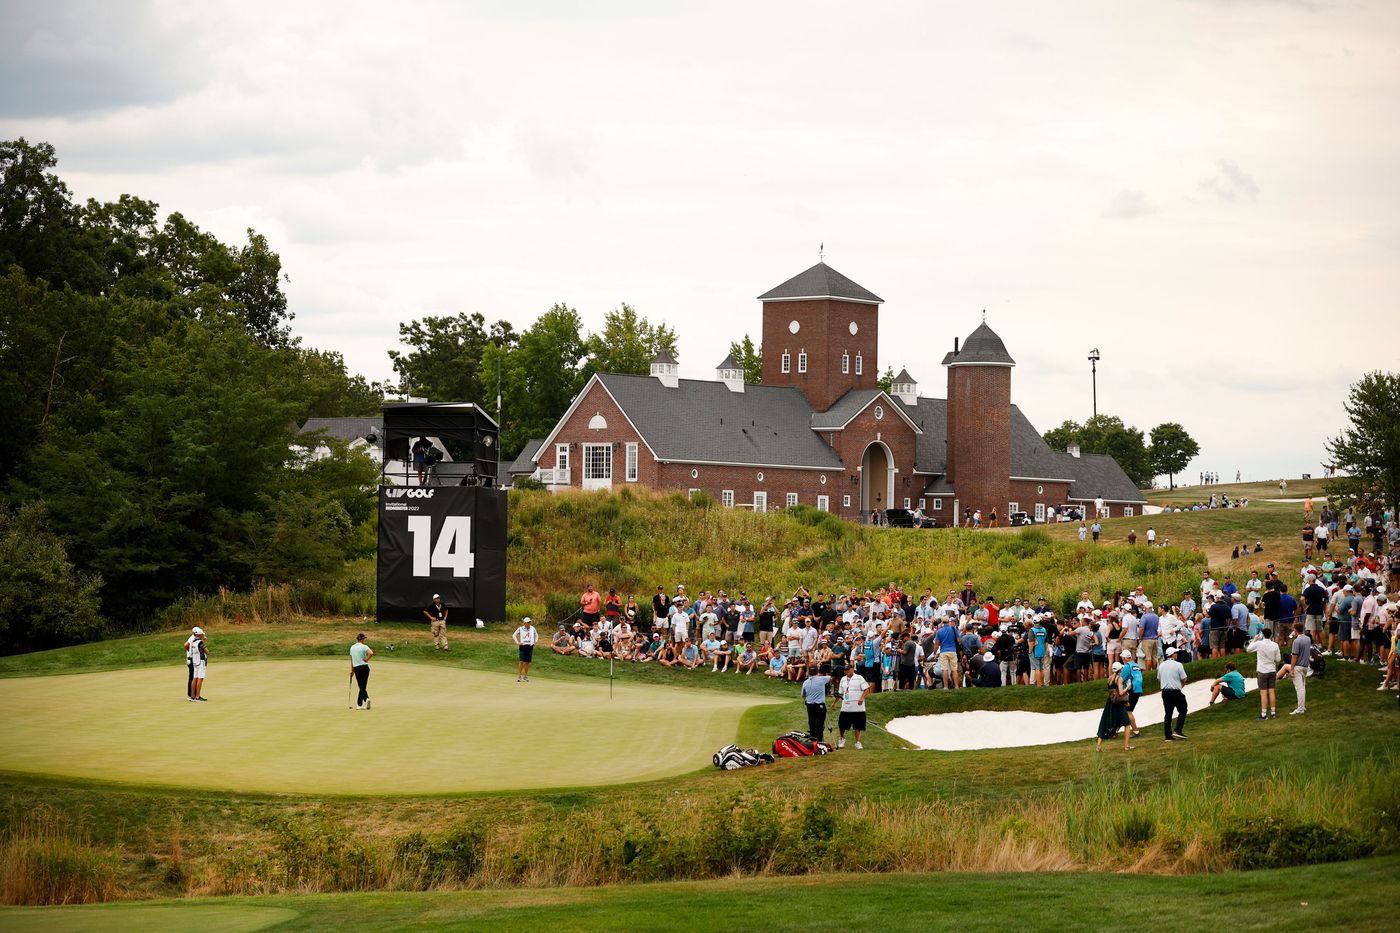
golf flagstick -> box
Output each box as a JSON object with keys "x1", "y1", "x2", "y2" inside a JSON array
[{"x1": 609, "y1": 654, "x2": 614, "y2": 700}]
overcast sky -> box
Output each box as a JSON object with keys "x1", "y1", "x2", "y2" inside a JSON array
[{"x1": 4, "y1": 0, "x2": 1397, "y2": 484}]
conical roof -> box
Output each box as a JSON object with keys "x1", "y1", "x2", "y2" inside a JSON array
[
  {"x1": 758, "y1": 262, "x2": 882, "y2": 304},
  {"x1": 651, "y1": 347, "x2": 678, "y2": 365},
  {"x1": 716, "y1": 352, "x2": 740, "y2": 370},
  {"x1": 893, "y1": 367, "x2": 916, "y2": 384},
  {"x1": 941, "y1": 322, "x2": 1015, "y2": 366}
]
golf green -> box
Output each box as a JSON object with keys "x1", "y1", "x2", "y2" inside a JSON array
[{"x1": 0, "y1": 660, "x2": 779, "y2": 794}]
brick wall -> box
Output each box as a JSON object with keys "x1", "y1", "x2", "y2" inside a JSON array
[
  {"x1": 945, "y1": 364, "x2": 1012, "y2": 521},
  {"x1": 655, "y1": 461, "x2": 849, "y2": 515},
  {"x1": 761, "y1": 298, "x2": 879, "y2": 411},
  {"x1": 536, "y1": 380, "x2": 657, "y2": 487}
]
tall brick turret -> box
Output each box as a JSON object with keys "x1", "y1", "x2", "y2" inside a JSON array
[{"x1": 944, "y1": 322, "x2": 1015, "y2": 521}]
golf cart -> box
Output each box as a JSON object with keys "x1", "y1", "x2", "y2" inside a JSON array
[
  {"x1": 1009, "y1": 511, "x2": 1034, "y2": 526},
  {"x1": 884, "y1": 508, "x2": 937, "y2": 528}
]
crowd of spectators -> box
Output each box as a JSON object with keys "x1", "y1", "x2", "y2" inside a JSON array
[{"x1": 548, "y1": 520, "x2": 1398, "y2": 694}]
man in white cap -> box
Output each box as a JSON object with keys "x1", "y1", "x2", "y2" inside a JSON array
[
  {"x1": 183, "y1": 627, "x2": 208, "y2": 701},
  {"x1": 1158, "y1": 647, "x2": 1188, "y2": 740},
  {"x1": 424, "y1": 593, "x2": 449, "y2": 651},
  {"x1": 512, "y1": 616, "x2": 539, "y2": 682}
]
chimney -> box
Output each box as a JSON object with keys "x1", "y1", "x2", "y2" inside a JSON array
[
  {"x1": 1068, "y1": 443, "x2": 1081, "y2": 458},
  {"x1": 953, "y1": 337, "x2": 959, "y2": 356}
]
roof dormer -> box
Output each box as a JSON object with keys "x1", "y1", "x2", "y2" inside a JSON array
[
  {"x1": 891, "y1": 367, "x2": 918, "y2": 406},
  {"x1": 650, "y1": 347, "x2": 679, "y2": 388},
  {"x1": 716, "y1": 352, "x2": 745, "y2": 393}
]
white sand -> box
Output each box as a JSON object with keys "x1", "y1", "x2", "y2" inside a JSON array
[{"x1": 886, "y1": 677, "x2": 1258, "y2": 751}]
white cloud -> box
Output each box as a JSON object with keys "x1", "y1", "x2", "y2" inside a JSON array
[
  {"x1": 1198, "y1": 160, "x2": 1261, "y2": 202},
  {"x1": 1103, "y1": 189, "x2": 1157, "y2": 219}
]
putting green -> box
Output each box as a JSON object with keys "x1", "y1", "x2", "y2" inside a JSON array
[
  {"x1": 0, "y1": 660, "x2": 779, "y2": 794},
  {"x1": 0, "y1": 905, "x2": 297, "y2": 933}
]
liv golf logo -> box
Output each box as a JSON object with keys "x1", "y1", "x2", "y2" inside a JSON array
[{"x1": 384, "y1": 487, "x2": 436, "y2": 499}]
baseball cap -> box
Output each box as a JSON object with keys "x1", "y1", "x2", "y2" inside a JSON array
[
  {"x1": 982, "y1": 651, "x2": 995, "y2": 662},
  {"x1": 1165, "y1": 647, "x2": 1179, "y2": 656},
  {"x1": 1120, "y1": 649, "x2": 1132, "y2": 659},
  {"x1": 191, "y1": 626, "x2": 204, "y2": 635},
  {"x1": 432, "y1": 593, "x2": 440, "y2": 599},
  {"x1": 523, "y1": 616, "x2": 533, "y2": 623}
]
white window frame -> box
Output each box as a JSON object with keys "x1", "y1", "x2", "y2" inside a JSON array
[
  {"x1": 555, "y1": 443, "x2": 570, "y2": 473},
  {"x1": 582, "y1": 443, "x2": 612, "y2": 489},
  {"x1": 1124, "y1": 506, "x2": 1134, "y2": 517},
  {"x1": 841, "y1": 351, "x2": 850, "y2": 374},
  {"x1": 625, "y1": 442, "x2": 638, "y2": 482},
  {"x1": 918, "y1": 498, "x2": 926, "y2": 510},
  {"x1": 903, "y1": 497, "x2": 911, "y2": 508},
  {"x1": 781, "y1": 351, "x2": 791, "y2": 374},
  {"x1": 842, "y1": 494, "x2": 852, "y2": 508},
  {"x1": 1034, "y1": 503, "x2": 1046, "y2": 522},
  {"x1": 797, "y1": 351, "x2": 807, "y2": 374},
  {"x1": 1009, "y1": 501, "x2": 1019, "y2": 516},
  {"x1": 721, "y1": 489, "x2": 734, "y2": 508},
  {"x1": 688, "y1": 488, "x2": 701, "y2": 500},
  {"x1": 786, "y1": 492, "x2": 798, "y2": 508},
  {"x1": 855, "y1": 353, "x2": 863, "y2": 375},
  {"x1": 753, "y1": 491, "x2": 768, "y2": 513},
  {"x1": 932, "y1": 498, "x2": 942, "y2": 511},
  {"x1": 817, "y1": 495, "x2": 829, "y2": 512}
]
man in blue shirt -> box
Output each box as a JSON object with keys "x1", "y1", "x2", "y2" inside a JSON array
[
  {"x1": 801, "y1": 669, "x2": 832, "y2": 738},
  {"x1": 936, "y1": 618, "x2": 961, "y2": 689},
  {"x1": 1221, "y1": 576, "x2": 1239, "y2": 598},
  {"x1": 1229, "y1": 593, "x2": 1250, "y2": 653},
  {"x1": 1030, "y1": 619, "x2": 1049, "y2": 687},
  {"x1": 1139, "y1": 606, "x2": 1160, "y2": 670}
]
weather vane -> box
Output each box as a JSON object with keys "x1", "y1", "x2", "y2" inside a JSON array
[
  {"x1": 982, "y1": 308, "x2": 986, "y2": 322},
  {"x1": 819, "y1": 242, "x2": 824, "y2": 261}
]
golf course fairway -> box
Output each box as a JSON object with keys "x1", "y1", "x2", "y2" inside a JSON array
[{"x1": 0, "y1": 659, "x2": 780, "y2": 794}]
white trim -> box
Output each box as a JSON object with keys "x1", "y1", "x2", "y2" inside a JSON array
[
  {"x1": 625, "y1": 442, "x2": 638, "y2": 482},
  {"x1": 759, "y1": 295, "x2": 881, "y2": 306},
  {"x1": 659, "y1": 457, "x2": 839, "y2": 472},
  {"x1": 945, "y1": 361, "x2": 1015, "y2": 369},
  {"x1": 1067, "y1": 496, "x2": 1147, "y2": 505},
  {"x1": 797, "y1": 351, "x2": 807, "y2": 373},
  {"x1": 842, "y1": 494, "x2": 851, "y2": 508},
  {"x1": 1010, "y1": 475, "x2": 1076, "y2": 483},
  {"x1": 536, "y1": 375, "x2": 659, "y2": 462},
  {"x1": 786, "y1": 492, "x2": 798, "y2": 508},
  {"x1": 753, "y1": 491, "x2": 768, "y2": 513},
  {"x1": 817, "y1": 495, "x2": 829, "y2": 512},
  {"x1": 932, "y1": 498, "x2": 942, "y2": 510},
  {"x1": 721, "y1": 489, "x2": 734, "y2": 508},
  {"x1": 811, "y1": 391, "x2": 923, "y2": 434}
]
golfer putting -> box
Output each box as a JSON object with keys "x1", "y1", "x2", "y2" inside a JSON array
[
  {"x1": 350, "y1": 632, "x2": 373, "y2": 709},
  {"x1": 513, "y1": 617, "x2": 538, "y2": 682}
]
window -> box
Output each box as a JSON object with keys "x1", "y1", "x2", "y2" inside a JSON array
[
  {"x1": 1008, "y1": 501, "x2": 1019, "y2": 516},
  {"x1": 841, "y1": 351, "x2": 850, "y2": 374},
  {"x1": 1123, "y1": 506, "x2": 1134, "y2": 517},
  {"x1": 842, "y1": 495, "x2": 852, "y2": 508},
  {"x1": 903, "y1": 497, "x2": 911, "y2": 508},
  {"x1": 873, "y1": 405, "x2": 884, "y2": 420},
  {"x1": 583, "y1": 444, "x2": 612, "y2": 481},
  {"x1": 932, "y1": 498, "x2": 942, "y2": 511},
  {"x1": 756, "y1": 471, "x2": 764, "y2": 482},
  {"x1": 688, "y1": 488, "x2": 700, "y2": 500},
  {"x1": 721, "y1": 489, "x2": 734, "y2": 508},
  {"x1": 753, "y1": 492, "x2": 767, "y2": 513},
  {"x1": 918, "y1": 498, "x2": 926, "y2": 509},
  {"x1": 855, "y1": 353, "x2": 863, "y2": 375},
  {"x1": 1034, "y1": 503, "x2": 1046, "y2": 522},
  {"x1": 555, "y1": 443, "x2": 570, "y2": 473},
  {"x1": 1102, "y1": 506, "x2": 1112, "y2": 518},
  {"x1": 625, "y1": 442, "x2": 638, "y2": 482},
  {"x1": 817, "y1": 495, "x2": 829, "y2": 512},
  {"x1": 786, "y1": 493, "x2": 798, "y2": 508},
  {"x1": 797, "y1": 351, "x2": 807, "y2": 373},
  {"x1": 781, "y1": 351, "x2": 791, "y2": 374}
]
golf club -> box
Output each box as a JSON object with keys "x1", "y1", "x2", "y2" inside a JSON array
[{"x1": 348, "y1": 670, "x2": 355, "y2": 709}]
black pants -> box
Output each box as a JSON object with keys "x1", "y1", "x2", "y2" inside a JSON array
[
  {"x1": 353, "y1": 664, "x2": 370, "y2": 707},
  {"x1": 1162, "y1": 688, "x2": 1187, "y2": 738},
  {"x1": 806, "y1": 702, "x2": 827, "y2": 738},
  {"x1": 898, "y1": 666, "x2": 917, "y2": 690},
  {"x1": 187, "y1": 660, "x2": 194, "y2": 698}
]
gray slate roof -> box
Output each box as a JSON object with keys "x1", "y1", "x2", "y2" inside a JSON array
[
  {"x1": 596, "y1": 374, "x2": 843, "y2": 469},
  {"x1": 758, "y1": 262, "x2": 883, "y2": 303},
  {"x1": 297, "y1": 417, "x2": 381, "y2": 444},
  {"x1": 1009, "y1": 406, "x2": 1075, "y2": 479},
  {"x1": 652, "y1": 347, "x2": 677, "y2": 365},
  {"x1": 893, "y1": 368, "x2": 916, "y2": 385},
  {"x1": 811, "y1": 389, "x2": 884, "y2": 430},
  {"x1": 1062, "y1": 452, "x2": 1147, "y2": 503},
  {"x1": 716, "y1": 352, "x2": 740, "y2": 370},
  {"x1": 507, "y1": 438, "x2": 544, "y2": 475},
  {"x1": 941, "y1": 322, "x2": 1016, "y2": 366}
]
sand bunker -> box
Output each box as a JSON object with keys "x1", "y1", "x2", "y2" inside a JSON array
[{"x1": 887, "y1": 677, "x2": 1258, "y2": 751}]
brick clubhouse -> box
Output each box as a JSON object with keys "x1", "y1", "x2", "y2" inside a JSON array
[{"x1": 514, "y1": 262, "x2": 1144, "y2": 524}]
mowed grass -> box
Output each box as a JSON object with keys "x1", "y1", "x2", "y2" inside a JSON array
[
  {"x1": 0, "y1": 659, "x2": 778, "y2": 794},
  {"x1": 1145, "y1": 476, "x2": 1328, "y2": 508},
  {"x1": 5, "y1": 855, "x2": 1399, "y2": 932}
]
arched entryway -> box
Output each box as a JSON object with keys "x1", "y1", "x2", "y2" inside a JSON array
[{"x1": 859, "y1": 441, "x2": 895, "y2": 521}]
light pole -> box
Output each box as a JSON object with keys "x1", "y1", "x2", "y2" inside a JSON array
[{"x1": 1087, "y1": 348, "x2": 1100, "y2": 419}]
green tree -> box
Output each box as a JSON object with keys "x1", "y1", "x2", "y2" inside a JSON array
[
  {"x1": 0, "y1": 138, "x2": 101, "y2": 291},
  {"x1": 1149, "y1": 422, "x2": 1200, "y2": 489},
  {"x1": 495, "y1": 304, "x2": 588, "y2": 458},
  {"x1": 727, "y1": 335, "x2": 762, "y2": 384},
  {"x1": 388, "y1": 312, "x2": 517, "y2": 402},
  {"x1": 1325, "y1": 371, "x2": 1400, "y2": 512},
  {"x1": 0, "y1": 503, "x2": 105, "y2": 654},
  {"x1": 878, "y1": 366, "x2": 895, "y2": 393},
  {"x1": 584, "y1": 303, "x2": 677, "y2": 376},
  {"x1": 294, "y1": 348, "x2": 385, "y2": 418},
  {"x1": 1042, "y1": 415, "x2": 1153, "y2": 488}
]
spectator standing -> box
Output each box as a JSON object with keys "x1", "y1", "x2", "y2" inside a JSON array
[
  {"x1": 1247, "y1": 628, "x2": 1282, "y2": 719},
  {"x1": 1158, "y1": 647, "x2": 1189, "y2": 740},
  {"x1": 424, "y1": 594, "x2": 449, "y2": 651},
  {"x1": 1280, "y1": 623, "x2": 1312, "y2": 715},
  {"x1": 580, "y1": 584, "x2": 602, "y2": 627},
  {"x1": 834, "y1": 666, "x2": 873, "y2": 749}
]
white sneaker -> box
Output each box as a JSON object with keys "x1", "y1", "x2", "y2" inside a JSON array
[
  {"x1": 1290, "y1": 707, "x2": 1305, "y2": 715},
  {"x1": 854, "y1": 741, "x2": 863, "y2": 749},
  {"x1": 837, "y1": 738, "x2": 846, "y2": 749}
]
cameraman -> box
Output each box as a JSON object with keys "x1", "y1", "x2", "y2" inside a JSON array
[{"x1": 411, "y1": 436, "x2": 432, "y2": 485}]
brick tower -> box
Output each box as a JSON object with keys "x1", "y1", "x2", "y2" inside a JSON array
[
  {"x1": 943, "y1": 322, "x2": 1015, "y2": 521},
  {"x1": 758, "y1": 262, "x2": 881, "y2": 411}
]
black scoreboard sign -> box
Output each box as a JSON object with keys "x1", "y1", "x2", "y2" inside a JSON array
[{"x1": 376, "y1": 485, "x2": 507, "y2": 622}]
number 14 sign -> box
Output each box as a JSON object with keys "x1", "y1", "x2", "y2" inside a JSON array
[{"x1": 406, "y1": 515, "x2": 475, "y2": 578}]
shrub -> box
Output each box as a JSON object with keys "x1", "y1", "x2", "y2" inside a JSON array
[
  {"x1": 0, "y1": 503, "x2": 105, "y2": 655},
  {"x1": 544, "y1": 592, "x2": 579, "y2": 626},
  {"x1": 1218, "y1": 817, "x2": 1373, "y2": 870},
  {"x1": 1, "y1": 813, "x2": 119, "y2": 905},
  {"x1": 512, "y1": 477, "x2": 546, "y2": 491},
  {"x1": 394, "y1": 824, "x2": 485, "y2": 887}
]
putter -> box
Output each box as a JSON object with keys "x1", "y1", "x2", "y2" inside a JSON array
[{"x1": 348, "y1": 670, "x2": 355, "y2": 709}]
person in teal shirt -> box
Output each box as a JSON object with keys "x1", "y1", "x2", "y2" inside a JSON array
[
  {"x1": 1209, "y1": 662, "x2": 1246, "y2": 704},
  {"x1": 349, "y1": 633, "x2": 373, "y2": 710}
]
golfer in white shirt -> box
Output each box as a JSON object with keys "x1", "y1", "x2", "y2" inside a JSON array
[{"x1": 513, "y1": 617, "x2": 539, "y2": 682}]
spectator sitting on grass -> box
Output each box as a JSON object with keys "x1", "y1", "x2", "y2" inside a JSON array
[
  {"x1": 1209, "y1": 662, "x2": 1247, "y2": 704},
  {"x1": 551, "y1": 624, "x2": 576, "y2": 656},
  {"x1": 736, "y1": 643, "x2": 758, "y2": 674},
  {"x1": 712, "y1": 640, "x2": 732, "y2": 673},
  {"x1": 676, "y1": 640, "x2": 701, "y2": 670},
  {"x1": 765, "y1": 649, "x2": 787, "y2": 678}
]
